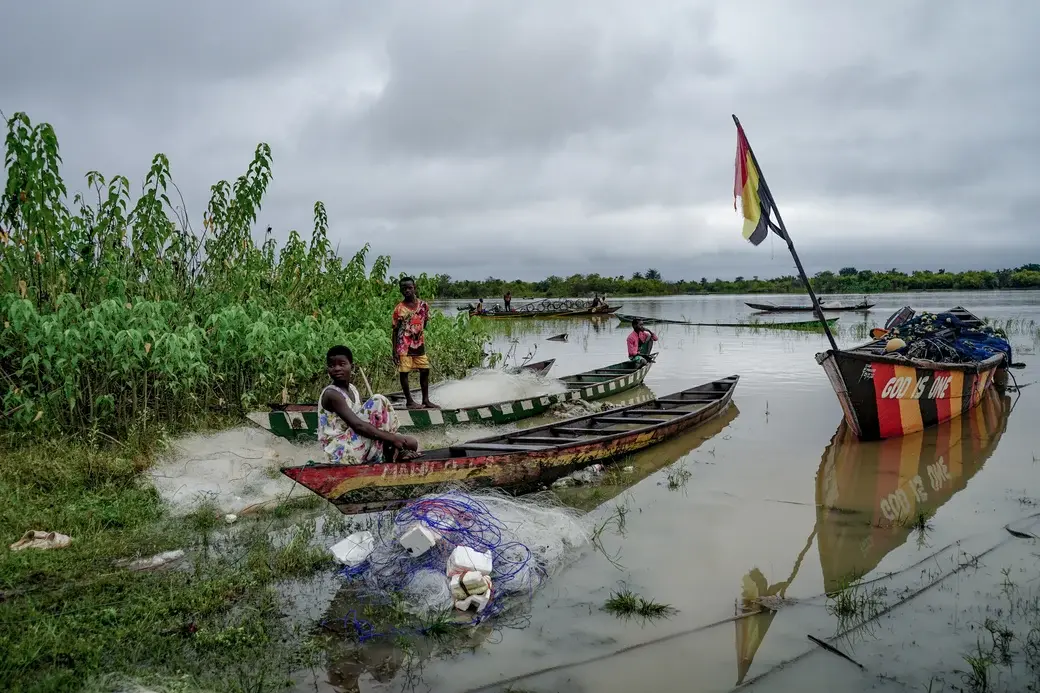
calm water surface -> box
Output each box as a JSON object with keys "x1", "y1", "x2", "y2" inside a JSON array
[{"x1": 297, "y1": 291, "x2": 1040, "y2": 692}]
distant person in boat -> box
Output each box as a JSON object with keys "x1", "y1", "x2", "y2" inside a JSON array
[
  {"x1": 503, "y1": 291, "x2": 512, "y2": 310},
  {"x1": 475, "y1": 298, "x2": 484, "y2": 314},
  {"x1": 591, "y1": 293, "x2": 603, "y2": 308},
  {"x1": 628, "y1": 319, "x2": 658, "y2": 365},
  {"x1": 392, "y1": 277, "x2": 439, "y2": 409},
  {"x1": 319, "y1": 345, "x2": 420, "y2": 464}
]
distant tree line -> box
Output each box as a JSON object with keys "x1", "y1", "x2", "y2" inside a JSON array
[{"x1": 429, "y1": 264, "x2": 1040, "y2": 299}]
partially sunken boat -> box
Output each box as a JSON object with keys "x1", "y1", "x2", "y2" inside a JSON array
[
  {"x1": 248, "y1": 357, "x2": 654, "y2": 440},
  {"x1": 281, "y1": 375, "x2": 739, "y2": 514}
]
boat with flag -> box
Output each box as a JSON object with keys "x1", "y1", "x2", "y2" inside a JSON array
[
  {"x1": 280, "y1": 375, "x2": 738, "y2": 514},
  {"x1": 731, "y1": 115, "x2": 1010, "y2": 440},
  {"x1": 816, "y1": 306, "x2": 1010, "y2": 440},
  {"x1": 248, "y1": 357, "x2": 655, "y2": 440}
]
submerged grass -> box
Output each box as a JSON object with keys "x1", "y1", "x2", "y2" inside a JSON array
[{"x1": 603, "y1": 585, "x2": 677, "y2": 622}]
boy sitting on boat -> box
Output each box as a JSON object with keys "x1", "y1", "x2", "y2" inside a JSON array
[
  {"x1": 628, "y1": 319, "x2": 658, "y2": 365},
  {"x1": 318, "y1": 345, "x2": 420, "y2": 465}
]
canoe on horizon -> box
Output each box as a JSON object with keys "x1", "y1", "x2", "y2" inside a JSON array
[
  {"x1": 615, "y1": 312, "x2": 839, "y2": 331},
  {"x1": 247, "y1": 356, "x2": 654, "y2": 440},
  {"x1": 745, "y1": 300, "x2": 874, "y2": 312},
  {"x1": 470, "y1": 304, "x2": 621, "y2": 319},
  {"x1": 281, "y1": 375, "x2": 739, "y2": 514},
  {"x1": 816, "y1": 306, "x2": 1009, "y2": 441}
]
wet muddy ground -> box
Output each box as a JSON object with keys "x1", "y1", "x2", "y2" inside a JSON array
[{"x1": 154, "y1": 290, "x2": 1040, "y2": 692}]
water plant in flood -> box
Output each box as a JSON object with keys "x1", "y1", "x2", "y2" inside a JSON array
[
  {"x1": 0, "y1": 112, "x2": 488, "y2": 440},
  {"x1": 603, "y1": 584, "x2": 677, "y2": 622}
]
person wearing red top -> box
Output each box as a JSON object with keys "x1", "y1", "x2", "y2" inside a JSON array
[
  {"x1": 626, "y1": 318, "x2": 657, "y2": 365},
  {"x1": 392, "y1": 277, "x2": 438, "y2": 409}
]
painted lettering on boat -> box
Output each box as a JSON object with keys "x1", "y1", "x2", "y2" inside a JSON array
[
  {"x1": 860, "y1": 365, "x2": 875, "y2": 381},
  {"x1": 928, "y1": 375, "x2": 952, "y2": 399},
  {"x1": 880, "y1": 373, "x2": 953, "y2": 400}
]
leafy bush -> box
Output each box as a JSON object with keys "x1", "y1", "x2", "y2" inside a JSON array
[{"x1": 0, "y1": 112, "x2": 487, "y2": 438}]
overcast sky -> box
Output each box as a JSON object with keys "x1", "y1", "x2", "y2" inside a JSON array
[{"x1": 2, "y1": 1, "x2": 1036, "y2": 281}]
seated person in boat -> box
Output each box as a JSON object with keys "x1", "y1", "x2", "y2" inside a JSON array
[
  {"x1": 474, "y1": 298, "x2": 484, "y2": 314},
  {"x1": 319, "y1": 345, "x2": 420, "y2": 464},
  {"x1": 627, "y1": 319, "x2": 657, "y2": 365},
  {"x1": 392, "y1": 277, "x2": 439, "y2": 409},
  {"x1": 590, "y1": 293, "x2": 603, "y2": 308}
]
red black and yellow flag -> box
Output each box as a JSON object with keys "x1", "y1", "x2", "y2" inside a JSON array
[{"x1": 733, "y1": 123, "x2": 782, "y2": 246}]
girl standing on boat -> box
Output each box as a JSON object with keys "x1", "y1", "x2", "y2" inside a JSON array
[
  {"x1": 318, "y1": 345, "x2": 420, "y2": 464},
  {"x1": 628, "y1": 319, "x2": 658, "y2": 365}
]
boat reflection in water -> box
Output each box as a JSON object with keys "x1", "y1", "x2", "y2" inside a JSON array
[
  {"x1": 735, "y1": 387, "x2": 1012, "y2": 685},
  {"x1": 311, "y1": 402, "x2": 740, "y2": 691}
]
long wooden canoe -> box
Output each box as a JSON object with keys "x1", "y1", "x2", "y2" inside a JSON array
[
  {"x1": 816, "y1": 306, "x2": 1009, "y2": 440},
  {"x1": 746, "y1": 300, "x2": 874, "y2": 312},
  {"x1": 248, "y1": 357, "x2": 654, "y2": 440},
  {"x1": 616, "y1": 312, "x2": 839, "y2": 331},
  {"x1": 470, "y1": 305, "x2": 621, "y2": 319},
  {"x1": 280, "y1": 375, "x2": 739, "y2": 514}
]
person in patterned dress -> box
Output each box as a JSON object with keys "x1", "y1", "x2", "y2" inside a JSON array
[
  {"x1": 391, "y1": 276, "x2": 439, "y2": 409},
  {"x1": 318, "y1": 345, "x2": 420, "y2": 464}
]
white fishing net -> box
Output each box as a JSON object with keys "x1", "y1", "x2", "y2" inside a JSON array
[{"x1": 344, "y1": 487, "x2": 590, "y2": 617}]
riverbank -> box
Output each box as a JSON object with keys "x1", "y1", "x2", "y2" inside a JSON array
[{"x1": 433, "y1": 265, "x2": 1040, "y2": 300}]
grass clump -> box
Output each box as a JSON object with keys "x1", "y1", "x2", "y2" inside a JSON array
[{"x1": 603, "y1": 585, "x2": 677, "y2": 622}]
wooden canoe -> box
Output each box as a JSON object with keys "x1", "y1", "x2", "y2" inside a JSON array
[
  {"x1": 745, "y1": 300, "x2": 874, "y2": 312},
  {"x1": 248, "y1": 357, "x2": 654, "y2": 440},
  {"x1": 816, "y1": 306, "x2": 1009, "y2": 440},
  {"x1": 470, "y1": 304, "x2": 622, "y2": 319},
  {"x1": 280, "y1": 375, "x2": 740, "y2": 514},
  {"x1": 616, "y1": 312, "x2": 840, "y2": 331}
]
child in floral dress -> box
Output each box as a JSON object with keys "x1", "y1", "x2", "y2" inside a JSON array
[{"x1": 318, "y1": 345, "x2": 420, "y2": 464}]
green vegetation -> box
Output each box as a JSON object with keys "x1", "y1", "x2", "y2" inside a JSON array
[
  {"x1": 0, "y1": 112, "x2": 489, "y2": 691},
  {"x1": 602, "y1": 585, "x2": 677, "y2": 622},
  {"x1": 431, "y1": 264, "x2": 1040, "y2": 299},
  {"x1": 1, "y1": 112, "x2": 488, "y2": 440}
]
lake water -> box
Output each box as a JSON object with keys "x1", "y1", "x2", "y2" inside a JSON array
[{"x1": 286, "y1": 291, "x2": 1040, "y2": 692}]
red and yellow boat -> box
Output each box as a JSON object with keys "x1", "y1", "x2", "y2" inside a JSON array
[
  {"x1": 816, "y1": 306, "x2": 1009, "y2": 440},
  {"x1": 281, "y1": 375, "x2": 739, "y2": 514}
]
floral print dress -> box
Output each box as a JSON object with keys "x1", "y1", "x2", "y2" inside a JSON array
[{"x1": 317, "y1": 384, "x2": 401, "y2": 465}]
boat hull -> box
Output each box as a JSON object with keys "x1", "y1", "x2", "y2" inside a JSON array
[
  {"x1": 745, "y1": 302, "x2": 874, "y2": 312},
  {"x1": 281, "y1": 376, "x2": 738, "y2": 514},
  {"x1": 817, "y1": 349, "x2": 1007, "y2": 441},
  {"x1": 471, "y1": 305, "x2": 621, "y2": 319},
  {"x1": 249, "y1": 358, "x2": 653, "y2": 440}
]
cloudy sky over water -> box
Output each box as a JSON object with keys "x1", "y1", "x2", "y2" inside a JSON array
[{"x1": 2, "y1": 1, "x2": 1037, "y2": 281}]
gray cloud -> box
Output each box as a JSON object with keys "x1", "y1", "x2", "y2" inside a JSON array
[{"x1": 2, "y1": 0, "x2": 1037, "y2": 282}]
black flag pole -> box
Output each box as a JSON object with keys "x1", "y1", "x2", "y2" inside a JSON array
[{"x1": 732, "y1": 114, "x2": 840, "y2": 353}]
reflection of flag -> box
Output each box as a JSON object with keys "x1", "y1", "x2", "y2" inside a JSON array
[{"x1": 733, "y1": 123, "x2": 781, "y2": 246}]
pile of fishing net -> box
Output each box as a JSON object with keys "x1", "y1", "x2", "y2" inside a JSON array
[
  {"x1": 878, "y1": 311, "x2": 1012, "y2": 364},
  {"x1": 337, "y1": 488, "x2": 590, "y2": 620}
]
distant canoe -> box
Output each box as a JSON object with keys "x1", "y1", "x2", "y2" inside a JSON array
[
  {"x1": 471, "y1": 305, "x2": 621, "y2": 319},
  {"x1": 745, "y1": 300, "x2": 874, "y2": 312},
  {"x1": 616, "y1": 312, "x2": 839, "y2": 331}
]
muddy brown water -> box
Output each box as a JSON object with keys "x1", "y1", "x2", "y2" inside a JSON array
[{"x1": 176, "y1": 291, "x2": 1039, "y2": 693}]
